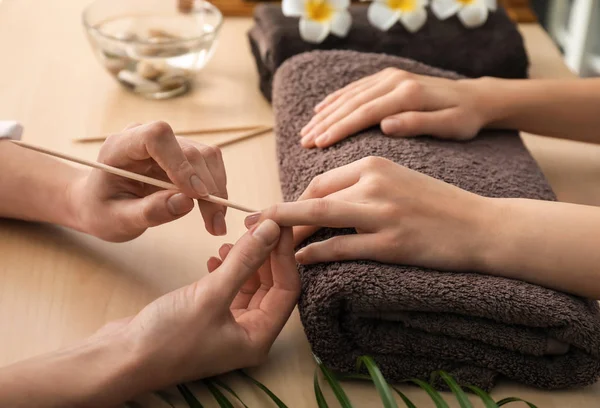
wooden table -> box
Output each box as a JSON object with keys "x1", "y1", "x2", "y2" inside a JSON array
[{"x1": 1, "y1": 1, "x2": 599, "y2": 406}]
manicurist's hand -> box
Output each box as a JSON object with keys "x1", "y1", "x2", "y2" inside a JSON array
[
  {"x1": 246, "y1": 157, "x2": 490, "y2": 272},
  {"x1": 70, "y1": 121, "x2": 229, "y2": 241},
  {"x1": 299, "y1": 67, "x2": 487, "y2": 148},
  {"x1": 0, "y1": 220, "x2": 300, "y2": 407}
]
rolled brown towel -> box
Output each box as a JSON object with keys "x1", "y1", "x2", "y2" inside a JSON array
[
  {"x1": 272, "y1": 50, "x2": 600, "y2": 390},
  {"x1": 250, "y1": 3, "x2": 529, "y2": 101}
]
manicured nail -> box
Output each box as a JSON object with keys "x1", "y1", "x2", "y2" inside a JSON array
[
  {"x1": 315, "y1": 132, "x2": 330, "y2": 147},
  {"x1": 244, "y1": 213, "x2": 260, "y2": 228},
  {"x1": 252, "y1": 219, "x2": 280, "y2": 245},
  {"x1": 190, "y1": 175, "x2": 208, "y2": 196},
  {"x1": 212, "y1": 211, "x2": 227, "y2": 236},
  {"x1": 381, "y1": 118, "x2": 400, "y2": 133},
  {"x1": 314, "y1": 102, "x2": 325, "y2": 111},
  {"x1": 295, "y1": 248, "x2": 307, "y2": 263},
  {"x1": 167, "y1": 193, "x2": 192, "y2": 215}
]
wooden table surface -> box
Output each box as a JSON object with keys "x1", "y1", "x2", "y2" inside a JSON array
[{"x1": 1, "y1": 1, "x2": 600, "y2": 406}]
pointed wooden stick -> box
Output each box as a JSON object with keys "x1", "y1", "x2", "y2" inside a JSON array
[
  {"x1": 213, "y1": 126, "x2": 273, "y2": 148},
  {"x1": 75, "y1": 124, "x2": 268, "y2": 143},
  {"x1": 9, "y1": 140, "x2": 257, "y2": 213}
]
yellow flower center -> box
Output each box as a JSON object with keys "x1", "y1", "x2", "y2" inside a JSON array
[
  {"x1": 457, "y1": 0, "x2": 475, "y2": 4},
  {"x1": 385, "y1": 0, "x2": 416, "y2": 12},
  {"x1": 305, "y1": 0, "x2": 334, "y2": 22}
]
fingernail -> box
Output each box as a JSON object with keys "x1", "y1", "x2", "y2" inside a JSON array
[
  {"x1": 190, "y1": 175, "x2": 208, "y2": 196},
  {"x1": 252, "y1": 219, "x2": 280, "y2": 245},
  {"x1": 213, "y1": 211, "x2": 227, "y2": 236},
  {"x1": 381, "y1": 118, "x2": 399, "y2": 133},
  {"x1": 315, "y1": 132, "x2": 329, "y2": 147},
  {"x1": 167, "y1": 193, "x2": 192, "y2": 215},
  {"x1": 244, "y1": 213, "x2": 260, "y2": 228},
  {"x1": 314, "y1": 102, "x2": 324, "y2": 111},
  {"x1": 295, "y1": 248, "x2": 307, "y2": 264}
]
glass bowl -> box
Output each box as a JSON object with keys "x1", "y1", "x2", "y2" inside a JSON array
[{"x1": 83, "y1": 0, "x2": 223, "y2": 99}]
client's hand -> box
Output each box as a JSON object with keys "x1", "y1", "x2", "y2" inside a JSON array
[
  {"x1": 69, "y1": 121, "x2": 228, "y2": 241},
  {"x1": 300, "y1": 68, "x2": 487, "y2": 148},
  {"x1": 247, "y1": 157, "x2": 492, "y2": 272},
  {"x1": 0, "y1": 220, "x2": 300, "y2": 407},
  {"x1": 116, "y1": 220, "x2": 299, "y2": 389}
]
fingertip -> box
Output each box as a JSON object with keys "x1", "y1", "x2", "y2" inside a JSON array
[
  {"x1": 219, "y1": 243, "x2": 233, "y2": 260},
  {"x1": 207, "y1": 256, "x2": 222, "y2": 273},
  {"x1": 212, "y1": 211, "x2": 227, "y2": 236},
  {"x1": 251, "y1": 219, "x2": 281, "y2": 246},
  {"x1": 294, "y1": 248, "x2": 309, "y2": 264},
  {"x1": 314, "y1": 132, "x2": 331, "y2": 148},
  {"x1": 381, "y1": 117, "x2": 404, "y2": 137},
  {"x1": 166, "y1": 193, "x2": 194, "y2": 216}
]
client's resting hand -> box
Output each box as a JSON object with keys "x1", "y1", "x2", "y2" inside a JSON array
[{"x1": 300, "y1": 68, "x2": 487, "y2": 149}]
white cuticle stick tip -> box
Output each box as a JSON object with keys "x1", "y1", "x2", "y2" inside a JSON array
[{"x1": 0, "y1": 121, "x2": 23, "y2": 141}]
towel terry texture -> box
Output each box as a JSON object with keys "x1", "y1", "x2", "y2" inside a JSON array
[
  {"x1": 250, "y1": 4, "x2": 529, "y2": 101},
  {"x1": 272, "y1": 50, "x2": 600, "y2": 390}
]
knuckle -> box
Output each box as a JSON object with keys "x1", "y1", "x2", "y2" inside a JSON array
[
  {"x1": 146, "y1": 120, "x2": 173, "y2": 139},
  {"x1": 309, "y1": 199, "x2": 330, "y2": 218},
  {"x1": 399, "y1": 79, "x2": 422, "y2": 97},
  {"x1": 263, "y1": 203, "x2": 279, "y2": 221},
  {"x1": 181, "y1": 145, "x2": 204, "y2": 163},
  {"x1": 359, "y1": 156, "x2": 387, "y2": 170},
  {"x1": 306, "y1": 174, "x2": 323, "y2": 195},
  {"x1": 236, "y1": 247, "x2": 259, "y2": 271},
  {"x1": 97, "y1": 133, "x2": 120, "y2": 162},
  {"x1": 329, "y1": 239, "x2": 347, "y2": 259},
  {"x1": 356, "y1": 103, "x2": 376, "y2": 120},
  {"x1": 382, "y1": 67, "x2": 399, "y2": 77}
]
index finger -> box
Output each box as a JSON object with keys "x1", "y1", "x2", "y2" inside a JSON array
[{"x1": 99, "y1": 121, "x2": 208, "y2": 198}]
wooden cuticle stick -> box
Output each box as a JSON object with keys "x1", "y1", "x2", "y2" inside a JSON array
[{"x1": 8, "y1": 140, "x2": 257, "y2": 213}]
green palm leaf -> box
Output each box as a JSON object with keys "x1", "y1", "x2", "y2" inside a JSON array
[
  {"x1": 204, "y1": 379, "x2": 235, "y2": 408},
  {"x1": 464, "y1": 385, "x2": 498, "y2": 408},
  {"x1": 314, "y1": 370, "x2": 330, "y2": 408},
  {"x1": 390, "y1": 386, "x2": 417, "y2": 408},
  {"x1": 496, "y1": 397, "x2": 538, "y2": 407},
  {"x1": 404, "y1": 378, "x2": 449, "y2": 408},
  {"x1": 356, "y1": 356, "x2": 398, "y2": 408},
  {"x1": 238, "y1": 370, "x2": 289, "y2": 408},
  {"x1": 314, "y1": 354, "x2": 353, "y2": 407},
  {"x1": 211, "y1": 378, "x2": 250, "y2": 408},
  {"x1": 177, "y1": 384, "x2": 204, "y2": 408},
  {"x1": 434, "y1": 371, "x2": 473, "y2": 408},
  {"x1": 155, "y1": 391, "x2": 176, "y2": 408}
]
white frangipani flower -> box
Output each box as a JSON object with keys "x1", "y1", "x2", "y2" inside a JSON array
[
  {"x1": 282, "y1": 0, "x2": 352, "y2": 44},
  {"x1": 367, "y1": 0, "x2": 428, "y2": 32},
  {"x1": 431, "y1": 0, "x2": 497, "y2": 28}
]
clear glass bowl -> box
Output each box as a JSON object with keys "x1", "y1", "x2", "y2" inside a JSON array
[{"x1": 83, "y1": 0, "x2": 223, "y2": 99}]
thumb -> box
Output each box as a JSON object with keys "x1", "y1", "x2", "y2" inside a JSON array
[
  {"x1": 215, "y1": 219, "x2": 281, "y2": 302},
  {"x1": 381, "y1": 110, "x2": 456, "y2": 138},
  {"x1": 113, "y1": 190, "x2": 194, "y2": 238}
]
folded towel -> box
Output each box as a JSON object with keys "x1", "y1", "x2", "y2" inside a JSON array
[
  {"x1": 250, "y1": 4, "x2": 529, "y2": 101},
  {"x1": 272, "y1": 50, "x2": 600, "y2": 390}
]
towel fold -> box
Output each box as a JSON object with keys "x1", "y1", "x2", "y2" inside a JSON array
[
  {"x1": 250, "y1": 4, "x2": 529, "y2": 101},
  {"x1": 272, "y1": 50, "x2": 600, "y2": 390}
]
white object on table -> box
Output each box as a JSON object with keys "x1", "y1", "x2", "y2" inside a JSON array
[{"x1": 0, "y1": 121, "x2": 23, "y2": 140}]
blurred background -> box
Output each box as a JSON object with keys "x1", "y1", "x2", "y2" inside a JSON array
[{"x1": 532, "y1": 0, "x2": 599, "y2": 77}]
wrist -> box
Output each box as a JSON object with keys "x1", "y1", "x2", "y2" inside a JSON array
[
  {"x1": 462, "y1": 77, "x2": 513, "y2": 129},
  {"x1": 65, "y1": 171, "x2": 93, "y2": 235},
  {"x1": 0, "y1": 328, "x2": 144, "y2": 407},
  {"x1": 468, "y1": 197, "x2": 513, "y2": 276}
]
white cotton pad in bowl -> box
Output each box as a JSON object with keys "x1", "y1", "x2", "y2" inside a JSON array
[{"x1": 0, "y1": 121, "x2": 23, "y2": 141}]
